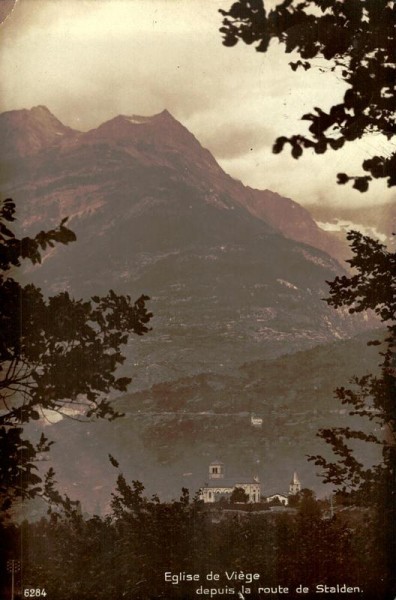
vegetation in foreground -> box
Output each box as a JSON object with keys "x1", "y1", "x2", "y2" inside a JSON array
[{"x1": 1, "y1": 476, "x2": 391, "y2": 600}]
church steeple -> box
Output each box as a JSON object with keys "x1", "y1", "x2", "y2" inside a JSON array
[
  {"x1": 209, "y1": 461, "x2": 224, "y2": 479},
  {"x1": 289, "y1": 472, "x2": 301, "y2": 495}
]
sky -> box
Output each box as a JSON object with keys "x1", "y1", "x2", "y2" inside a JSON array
[{"x1": 0, "y1": 0, "x2": 394, "y2": 214}]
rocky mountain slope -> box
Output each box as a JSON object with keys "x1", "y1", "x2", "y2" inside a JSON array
[
  {"x1": 1, "y1": 106, "x2": 349, "y2": 259},
  {"x1": 240, "y1": 187, "x2": 350, "y2": 264},
  {"x1": 2, "y1": 106, "x2": 371, "y2": 386},
  {"x1": 0, "y1": 105, "x2": 76, "y2": 159}
]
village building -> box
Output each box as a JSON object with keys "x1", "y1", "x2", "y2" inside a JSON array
[
  {"x1": 264, "y1": 472, "x2": 302, "y2": 506},
  {"x1": 250, "y1": 414, "x2": 263, "y2": 428},
  {"x1": 266, "y1": 493, "x2": 289, "y2": 506},
  {"x1": 200, "y1": 462, "x2": 302, "y2": 506},
  {"x1": 199, "y1": 461, "x2": 261, "y2": 503}
]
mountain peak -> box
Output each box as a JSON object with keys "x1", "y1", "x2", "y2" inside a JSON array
[
  {"x1": 153, "y1": 108, "x2": 175, "y2": 120},
  {"x1": 30, "y1": 104, "x2": 53, "y2": 115},
  {"x1": 2, "y1": 105, "x2": 66, "y2": 126},
  {"x1": 118, "y1": 108, "x2": 178, "y2": 127},
  {"x1": 85, "y1": 108, "x2": 216, "y2": 168},
  {"x1": 0, "y1": 105, "x2": 77, "y2": 159}
]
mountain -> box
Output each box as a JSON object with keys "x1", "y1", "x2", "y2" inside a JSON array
[
  {"x1": 309, "y1": 201, "x2": 396, "y2": 252},
  {"x1": 2, "y1": 106, "x2": 372, "y2": 386},
  {"x1": 0, "y1": 105, "x2": 77, "y2": 159},
  {"x1": 3, "y1": 105, "x2": 380, "y2": 512},
  {"x1": 2, "y1": 107, "x2": 348, "y2": 258},
  {"x1": 239, "y1": 187, "x2": 350, "y2": 265},
  {"x1": 29, "y1": 329, "x2": 383, "y2": 513}
]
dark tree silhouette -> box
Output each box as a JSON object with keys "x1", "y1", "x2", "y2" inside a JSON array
[
  {"x1": 15, "y1": 484, "x2": 381, "y2": 600},
  {"x1": 230, "y1": 486, "x2": 249, "y2": 503},
  {"x1": 308, "y1": 231, "x2": 395, "y2": 596},
  {"x1": 0, "y1": 198, "x2": 152, "y2": 514},
  {"x1": 309, "y1": 231, "x2": 395, "y2": 491},
  {"x1": 219, "y1": 0, "x2": 396, "y2": 192}
]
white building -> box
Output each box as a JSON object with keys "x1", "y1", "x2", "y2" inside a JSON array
[
  {"x1": 200, "y1": 461, "x2": 261, "y2": 504},
  {"x1": 264, "y1": 472, "x2": 302, "y2": 506},
  {"x1": 251, "y1": 415, "x2": 263, "y2": 428},
  {"x1": 266, "y1": 493, "x2": 289, "y2": 506}
]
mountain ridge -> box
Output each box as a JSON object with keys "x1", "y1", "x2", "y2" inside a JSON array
[
  {"x1": 2, "y1": 105, "x2": 374, "y2": 388},
  {"x1": 0, "y1": 105, "x2": 351, "y2": 263},
  {"x1": 0, "y1": 105, "x2": 79, "y2": 159},
  {"x1": 34, "y1": 329, "x2": 383, "y2": 512}
]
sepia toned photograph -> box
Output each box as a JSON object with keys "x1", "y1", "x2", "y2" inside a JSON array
[{"x1": 0, "y1": 1, "x2": 395, "y2": 598}]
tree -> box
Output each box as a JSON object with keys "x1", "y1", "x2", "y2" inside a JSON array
[
  {"x1": 230, "y1": 486, "x2": 249, "y2": 503},
  {"x1": 0, "y1": 198, "x2": 153, "y2": 514},
  {"x1": 309, "y1": 231, "x2": 395, "y2": 492},
  {"x1": 219, "y1": 0, "x2": 396, "y2": 191},
  {"x1": 9, "y1": 473, "x2": 384, "y2": 599},
  {"x1": 296, "y1": 488, "x2": 321, "y2": 519},
  {"x1": 308, "y1": 230, "x2": 395, "y2": 596}
]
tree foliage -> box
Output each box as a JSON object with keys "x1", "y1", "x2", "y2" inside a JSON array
[
  {"x1": 4, "y1": 474, "x2": 387, "y2": 600},
  {"x1": 230, "y1": 486, "x2": 249, "y2": 503},
  {"x1": 308, "y1": 231, "x2": 395, "y2": 492},
  {"x1": 219, "y1": 0, "x2": 396, "y2": 191},
  {"x1": 308, "y1": 231, "x2": 395, "y2": 595},
  {"x1": 0, "y1": 198, "x2": 152, "y2": 514}
]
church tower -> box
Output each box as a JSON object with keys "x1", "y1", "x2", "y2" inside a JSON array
[
  {"x1": 209, "y1": 461, "x2": 224, "y2": 480},
  {"x1": 289, "y1": 472, "x2": 301, "y2": 495}
]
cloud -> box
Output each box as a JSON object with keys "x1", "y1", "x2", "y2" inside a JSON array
[
  {"x1": 0, "y1": 0, "x2": 343, "y2": 130},
  {"x1": 195, "y1": 122, "x2": 274, "y2": 160},
  {"x1": 0, "y1": 0, "x2": 394, "y2": 211},
  {"x1": 218, "y1": 132, "x2": 396, "y2": 210}
]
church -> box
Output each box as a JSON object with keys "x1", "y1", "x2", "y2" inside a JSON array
[
  {"x1": 199, "y1": 461, "x2": 261, "y2": 503},
  {"x1": 199, "y1": 462, "x2": 301, "y2": 505}
]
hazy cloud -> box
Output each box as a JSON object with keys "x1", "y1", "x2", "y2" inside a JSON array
[
  {"x1": 196, "y1": 122, "x2": 274, "y2": 160},
  {"x1": 0, "y1": 0, "x2": 394, "y2": 211}
]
